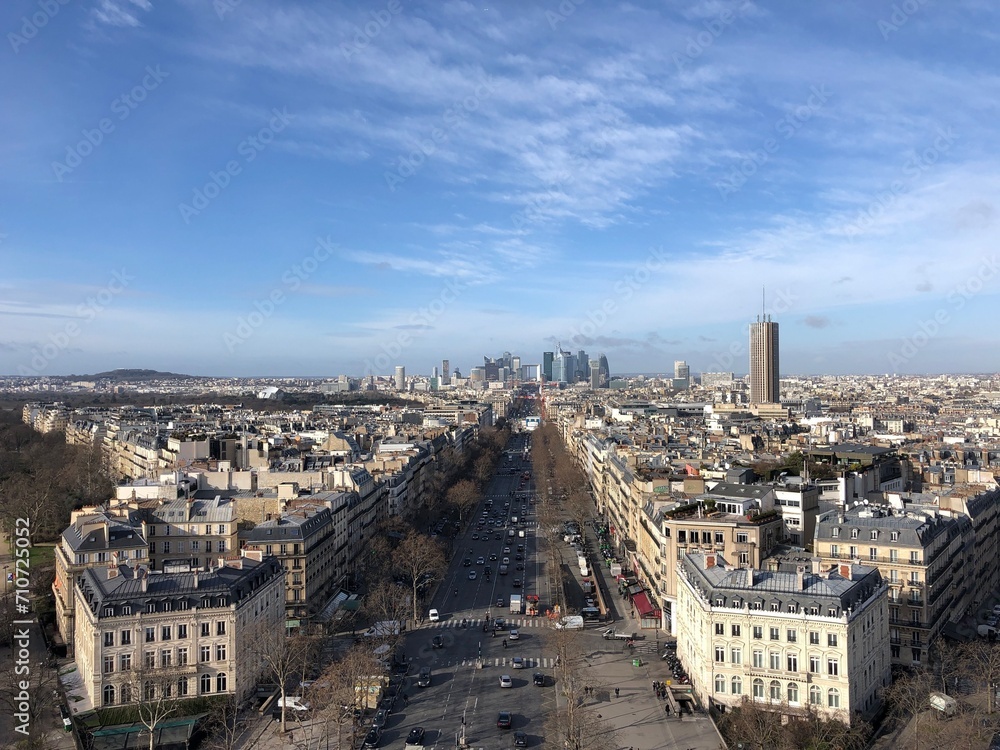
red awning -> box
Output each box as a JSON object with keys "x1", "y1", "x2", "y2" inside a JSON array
[{"x1": 632, "y1": 590, "x2": 657, "y2": 617}]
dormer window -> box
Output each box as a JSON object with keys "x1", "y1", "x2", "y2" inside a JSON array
[
  {"x1": 850, "y1": 529, "x2": 859, "y2": 539},
  {"x1": 122, "y1": 605, "x2": 131, "y2": 616},
  {"x1": 870, "y1": 530, "x2": 878, "y2": 540},
  {"x1": 103, "y1": 607, "x2": 114, "y2": 617},
  {"x1": 831, "y1": 528, "x2": 840, "y2": 538}
]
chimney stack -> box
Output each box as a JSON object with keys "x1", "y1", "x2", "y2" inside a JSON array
[
  {"x1": 797, "y1": 565, "x2": 806, "y2": 591},
  {"x1": 747, "y1": 566, "x2": 755, "y2": 587},
  {"x1": 705, "y1": 553, "x2": 716, "y2": 569},
  {"x1": 810, "y1": 557, "x2": 823, "y2": 574},
  {"x1": 193, "y1": 570, "x2": 199, "y2": 589},
  {"x1": 838, "y1": 562, "x2": 853, "y2": 581}
]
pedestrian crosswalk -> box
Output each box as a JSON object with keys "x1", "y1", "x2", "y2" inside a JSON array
[
  {"x1": 423, "y1": 617, "x2": 550, "y2": 629},
  {"x1": 458, "y1": 656, "x2": 558, "y2": 668}
]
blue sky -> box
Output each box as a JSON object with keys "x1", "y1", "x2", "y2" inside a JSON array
[{"x1": 3, "y1": 0, "x2": 1000, "y2": 379}]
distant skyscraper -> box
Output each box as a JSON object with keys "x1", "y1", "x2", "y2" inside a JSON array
[
  {"x1": 542, "y1": 352, "x2": 554, "y2": 382},
  {"x1": 511, "y1": 356, "x2": 521, "y2": 378},
  {"x1": 442, "y1": 359, "x2": 450, "y2": 384},
  {"x1": 577, "y1": 350, "x2": 589, "y2": 380},
  {"x1": 589, "y1": 359, "x2": 601, "y2": 389},
  {"x1": 749, "y1": 317, "x2": 779, "y2": 404},
  {"x1": 394, "y1": 365, "x2": 405, "y2": 391},
  {"x1": 674, "y1": 360, "x2": 690, "y2": 384},
  {"x1": 598, "y1": 354, "x2": 610, "y2": 387}
]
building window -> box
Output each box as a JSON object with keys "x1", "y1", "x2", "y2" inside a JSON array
[
  {"x1": 218, "y1": 524, "x2": 226, "y2": 535},
  {"x1": 120, "y1": 683, "x2": 132, "y2": 703},
  {"x1": 200, "y1": 646, "x2": 210, "y2": 663},
  {"x1": 809, "y1": 631, "x2": 819, "y2": 645},
  {"x1": 178, "y1": 677, "x2": 188, "y2": 696},
  {"x1": 145, "y1": 651, "x2": 155, "y2": 669},
  {"x1": 103, "y1": 656, "x2": 114, "y2": 674},
  {"x1": 731, "y1": 676, "x2": 743, "y2": 695},
  {"x1": 737, "y1": 532, "x2": 749, "y2": 543},
  {"x1": 769, "y1": 651, "x2": 780, "y2": 670},
  {"x1": 912, "y1": 648, "x2": 922, "y2": 663},
  {"x1": 161, "y1": 626, "x2": 171, "y2": 641},
  {"x1": 810, "y1": 655, "x2": 820, "y2": 673},
  {"x1": 753, "y1": 626, "x2": 763, "y2": 640},
  {"x1": 122, "y1": 604, "x2": 131, "y2": 616},
  {"x1": 162, "y1": 541, "x2": 170, "y2": 554},
  {"x1": 715, "y1": 674, "x2": 726, "y2": 693},
  {"x1": 828, "y1": 688, "x2": 840, "y2": 708},
  {"x1": 788, "y1": 682, "x2": 799, "y2": 703},
  {"x1": 753, "y1": 650, "x2": 764, "y2": 668},
  {"x1": 753, "y1": 679, "x2": 765, "y2": 700},
  {"x1": 715, "y1": 623, "x2": 725, "y2": 636},
  {"x1": 103, "y1": 685, "x2": 115, "y2": 706},
  {"x1": 770, "y1": 627, "x2": 780, "y2": 641},
  {"x1": 849, "y1": 546, "x2": 858, "y2": 558},
  {"x1": 217, "y1": 672, "x2": 228, "y2": 692},
  {"x1": 828, "y1": 658, "x2": 839, "y2": 676},
  {"x1": 715, "y1": 646, "x2": 725, "y2": 663},
  {"x1": 178, "y1": 648, "x2": 188, "y2": 666},
  {"x1": 787, "y1": 629, "x2": 797, "y2": 643},
  {"x1": 828, "y1": 633, "x2": 838, "y2": 647},
  {"x1": 191, "y1": 540, "x2": 200, "y2": 552},
  {"x1": 161, "y1": 650, "x2": 172, "y2": 667},
  {"x1": 103, "y1": 606, "x2": 114, "y2": 617},
  {"x1": 832, "y1": 528, "x2": 840, "y2": 538},
  {"x1": 715, "y1": 532, "x2": 725, "y2": 544},
  {"x1": 178, "y1": 624, "x2": 187, "y2": 639},
  {"x1": 871, "y1": 530, "x2": 879, "y2": 540},
  {"x1": 216, "y1": 644, "x2": 227, "y2": 661},
  {"x1": 119, "y1": 653, "x2": 132, "y2": 671},
  {"x1": 769, "y1": 680, "x2": 781, "y2": 701},
  {"x1": 830, "y1": 544, "x2": 839, "y2": 556},
  {"x1": 787, "y1": 653, "x2": 798, "y2": 671},
  {"x1": 200, "y1": 674, "x2": 212, "y2": 694},
  {"x1": 870, "y1": 547, "x2": 878, "y2": 561},
  {"x1": 201, "y1": 623, "x2": 210, "y2": 637},
  {"x1": 891, "y1": 531, "x2": 899, "y2": 541},
  {"x1": 810, "y1": 685, "x2": 821, "y2": 705},
  {"x1": 739, "y1": 552, "x2": 749, "y2": 565},
  {"x1": 851, "y1": 528, "x2": 858, "y2": 539},
  {"x1": 890, "y1": 549, "x2": 898, "y2": 563},
  {"x1": 217, "y1": 621, "x2": 227, "y2": 636},
  {"x1": 145, "y1": 627, "x2": 155, "y2": 642},
  {"x1": 218, "y1": 541, "x2": 227, "y2": 553},
  {"x1": 104, "y1": 632, "x2": 114, "y2": 647},
  {"x1": 732, "y1": 624, "x2": 741, "y2": 637},
  {"x1": 731, "y1": 648, "x2": 742, "y2": 665},
  {"x1": 910, "y1": 551, "x2": 920, "y2": 564}
]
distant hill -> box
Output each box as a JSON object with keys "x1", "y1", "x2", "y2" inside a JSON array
[{"x1": 71, "y1": 369, "x2": 200, "y2": 381}]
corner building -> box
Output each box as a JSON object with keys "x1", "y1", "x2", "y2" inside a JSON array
[{"x1": 676, "y1": 552, "x2": 889, "y2": 725}]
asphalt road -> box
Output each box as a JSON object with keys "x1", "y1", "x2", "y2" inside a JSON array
[{"x1": 394, "y1": 431, "x2": 556, "y2": 748}]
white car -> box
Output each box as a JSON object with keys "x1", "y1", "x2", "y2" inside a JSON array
[
  {"x1": 428, "y1": 609, "x2": 439, "y2": 622},
  {"x1": 477, "y1": 557, "x2": 485, "y2": 565},
  {"x1": 499, "y1": 674, "x2": 513, "y2": 688},
  {"x1": 502, "y1": 557, "x2": 510, "y2": 565},
  {"x1": 468, "y1": 571, "x2": 477, "y2": 580},
  {"x1": 509, "y1": 629, "x2": 519, "y2": 640},
  {"x1": 511, "y1": 657, "x2": 525, "y2": 669}
]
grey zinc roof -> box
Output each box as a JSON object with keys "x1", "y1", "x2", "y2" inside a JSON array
[
  {"x1": 700, "y1": 483, "x2": 772, "y2": 500},
  {"x1": 814, "y1": 506, "x2": 968, "y2": 548},
  {"x1": 62, "y1": 513, "x2": 147, "y2": 552},
  {"x1": 243, "y1": 505, "x2": 333, "y2": 543},
  {"x1": 77, "y1": 557, "x2": 282, "y2": 613},
  {"x1": 146, "y1": 495, "x2": 236, "y2": 524},
  {"x1": 681, "y1": 552, "x2": 884, "y2": 615}
]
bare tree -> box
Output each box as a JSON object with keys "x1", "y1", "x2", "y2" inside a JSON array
[
  {"x1": 117, "y1": 658, "x2": 187, "y2": 750},
  {"x1": 312, "y1": 644, "x2": 378, "y2": 750},
  {"x1": 959, "y1": 639, "x2": 1000, "y2": 714},
  {"x1": 884, "y1": 669, "x2": 939, "y2": 750},
  {"x1": 446, "y1": 479, "x2": 479, "y2": 525},
  {"x1": 251, "y1": 632, "x2": 321, "y2": 733},
  {"x1": 201, "y1": 694, "x2": 246, "y2": 750},
  {"x1": 393, "y1": 531, "x2": 446, "y2": 625},
  {"x1": 546, "y1": 628, "x2": 619, "y2": 750},
  {"x1": 0, "y1": 660, "x2": 59, "y2": 746}
]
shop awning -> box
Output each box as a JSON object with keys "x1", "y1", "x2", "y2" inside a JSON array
[{"x1": 632, "y1": 590, "x2": 657, "y2": 617}]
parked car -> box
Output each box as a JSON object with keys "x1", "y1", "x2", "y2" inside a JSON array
[
  {"x1": 363, "y1": 726, "x2": 382, "y2": 748},
  {"x1": 497, "y1": 711, "x2": 512, "y2": 729},
  {"x1": 514, "y1": 730, "x2": 528, "y2": 747},
  {"x1": 499, "y1": 674, "x2": 513, "y2": 688},
  {"x1": 405, "y1": 727, "x2": 425, "y2": 746}
]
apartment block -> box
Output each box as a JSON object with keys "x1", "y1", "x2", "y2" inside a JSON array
[
  {"x1": 814, "y1": 503, "x2": 971, "y2": 666},
  {"x1": 142, "y1": 495, "x2": 239, "y2": 572},
  {"x1": 73, "y1": 554, "x2": 284, "y2": 709},
  {"x1": 676, "y1": 552, "x2": 889, "y2": 725},
  {"x1": 54, "y1": 506, "x2": 149, "y2": 655}
]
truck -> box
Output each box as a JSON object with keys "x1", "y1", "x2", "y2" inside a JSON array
[
  {"x1": 610, "y1": 562, "x2": 622, "y2": 577},
  {"x1": 929, "y1": 691, "x2": 957, "y2": 716},
  {"x1": 578, "y1": 554, "x2": 589, "y2": 576},
  {"x1": 581, "y1": 579, "x2": 594, "y2": 595},
  {"x1": 555, "y1": 615, "x2": 584, "y2": 630},
  {"x1": 603, "y1": 627, "x2": 636, "y2": 640},
  {"x1": 510, "y1": 594, "x2": 523, "y2": 614}
]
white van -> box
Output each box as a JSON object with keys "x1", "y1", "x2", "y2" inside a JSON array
[{"x1": 428, "y1": 608, "x2": 440, "y2": 622}]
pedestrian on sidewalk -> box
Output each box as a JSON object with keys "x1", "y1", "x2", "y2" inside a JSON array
[{"x1": 614, "y1": 687, "x2": 620, "y2": 698}]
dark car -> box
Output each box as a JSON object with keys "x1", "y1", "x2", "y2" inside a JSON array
[
  {"x1": 493, "y1": 618, "x2": 508, "y2": 630},
  {"x1": 532, "y1": 672, "x2": 545, "y2": 686},
  {"x1": 431, "y1": 634, "x2": 444, "y2": 649},
  {"x1": 417, "y1": 667, "x2": 432, "y2": 687},
  {"x1": 372, "y1": 709, "x2": 389, "y2": 729},
  {"x1": 514, "y1": 731, "x2": 528, "y2": 747},
  {"x1": 363, "y1": 726, "x2": 382, "y2": 748},
  {"x1": 463, "y1": 558, "x2": 472, "y2": 566},
  {"x1": 405, "y1": 727, "x2": 426, "y2": 746},
  {"x1": 378, "y1": 694, "x2": 395, "y2": 712},
  {"x1": 497, "y1": 711, "x2": 512, "y2": 729}
]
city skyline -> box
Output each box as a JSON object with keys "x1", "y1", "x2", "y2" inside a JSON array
[{"x1": 4, "y1": 1, "x2": 1000, "y2": 378}]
